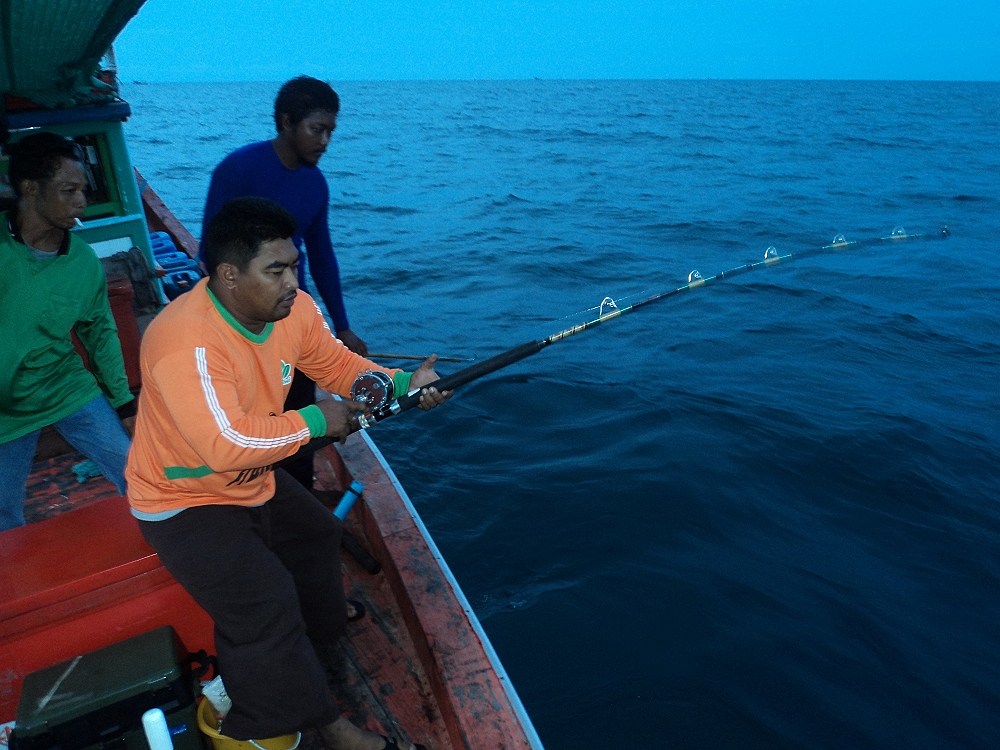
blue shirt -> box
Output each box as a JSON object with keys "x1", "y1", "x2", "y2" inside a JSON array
[{"x1": 201, "y1": 140, "x2": 350, "y2": 331}]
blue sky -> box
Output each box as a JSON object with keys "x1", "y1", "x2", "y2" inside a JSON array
[{"x1": 116, "y1": 0, "x2": 999, "y2": 82}]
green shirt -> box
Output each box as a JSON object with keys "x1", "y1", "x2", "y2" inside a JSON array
[{"x1": 0, "y1": 211, "x2": 133, "y2": 443}]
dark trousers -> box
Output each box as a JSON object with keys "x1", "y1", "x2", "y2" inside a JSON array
[
  {"x1": 138, "y1": 470, "x2": 346, "y2": 738},
  {"x1": 282, "y1": 370, "x2": 317, "y2": 491}
]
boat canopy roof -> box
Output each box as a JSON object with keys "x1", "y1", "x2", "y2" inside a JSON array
[{"x1": 0, "y1": 0, "x2": 146, "y2": 107}]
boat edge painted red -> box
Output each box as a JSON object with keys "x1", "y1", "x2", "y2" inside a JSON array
[{"x1": 337, "y1": 431, "x2": 545, "y2": 749}]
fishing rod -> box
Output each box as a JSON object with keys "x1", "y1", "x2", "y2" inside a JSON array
[
  {"x1": 306, "y1": 225, "x2": 946, "y2": 446},
  {"x1": 344, "y1": 226, "x2": 949, "y2": 432}
]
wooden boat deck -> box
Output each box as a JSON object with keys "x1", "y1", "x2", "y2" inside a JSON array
[{"x1": 2, "y1": 433, "x2": 539, "y2": 749}]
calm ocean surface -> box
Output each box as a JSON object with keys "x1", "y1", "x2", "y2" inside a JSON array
[{"x1": 123, "y1": 80, "x2": 1000, "y2": 749}]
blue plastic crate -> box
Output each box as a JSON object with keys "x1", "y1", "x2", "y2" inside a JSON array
[
  {"x1": 162, "y1": 269, "x2": 201, "y2": 300},
  {"x1": 149, "y1": 231, "x2": 178, "y2": 257},
  {"x1": 156, "y1": 251, "x2": 197, "y2": 272}
]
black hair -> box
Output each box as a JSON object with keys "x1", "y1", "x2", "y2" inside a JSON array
[
  {"x1": 273, "y1": 75, "x2": 340, "y2": 132},
  {"x1": 6, "y1": 132, "x2": 83, "y2": 197},
  {"x1": 202, "y1": 197, "x2": 297, "y2": 276}
]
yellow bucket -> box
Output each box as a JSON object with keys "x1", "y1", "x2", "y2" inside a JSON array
[{"x1": 196, "y1": 698, "x2": 301, "y2": 750}]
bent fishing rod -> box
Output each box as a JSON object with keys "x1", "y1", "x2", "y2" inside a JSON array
[{"x1": 330, "y1": 226, "x2": 949, "y2": 441}]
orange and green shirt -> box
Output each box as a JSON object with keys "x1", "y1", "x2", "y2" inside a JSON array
[{"x1": 126, "y1": 278, "x2": 406, "y2": 516}]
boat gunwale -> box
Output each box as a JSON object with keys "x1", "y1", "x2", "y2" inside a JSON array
[{"x1": 341, "y1": 430, "x2": 545, "y2": 749}]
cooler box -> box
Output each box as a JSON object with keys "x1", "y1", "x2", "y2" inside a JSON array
[
  {"x1": 10, "y1": 626, "x2": 204, "y2": 750},
  {"x1": 107, "y1": 276, "x2": 142, "y2": 390},
  {"x1": 70, "y1": 274, "x2": 143, "y2": 391}
]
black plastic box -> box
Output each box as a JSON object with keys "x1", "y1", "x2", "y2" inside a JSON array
[{"x1": 11, "y1": 626, "x2": 204, "y2": 750}]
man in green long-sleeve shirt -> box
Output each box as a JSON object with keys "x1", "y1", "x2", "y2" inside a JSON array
[{"x1": 0, "y1": 132, "x2": 134, "y2": 531}]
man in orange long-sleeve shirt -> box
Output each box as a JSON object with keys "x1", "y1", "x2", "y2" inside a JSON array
[{"x1": 127, "y1": 197, "x2": 443, "y2": 750}]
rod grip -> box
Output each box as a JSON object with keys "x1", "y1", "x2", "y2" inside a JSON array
[{"x1": 385, "y1": 338, "x2": 549, "y2": 415}]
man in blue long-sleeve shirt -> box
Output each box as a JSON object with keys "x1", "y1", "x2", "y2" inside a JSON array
[{"x1": 202, "y1": 76, "x2": 368, "y2": 490}]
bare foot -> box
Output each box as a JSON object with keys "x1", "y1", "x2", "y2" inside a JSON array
[
  {"x1": 319, "y1": 717, "x2": 424, "y2": 750},
  {"x1": 346, "y1": 600, "x2": 364, "y2": 621},
  {"x1": 319, "y1": 717, "x2": 382, "y2": 750}
]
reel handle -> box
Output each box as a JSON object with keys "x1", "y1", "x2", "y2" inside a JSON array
[{"x1": 359, "y1": 338, "x2": 549, "y2": 429}]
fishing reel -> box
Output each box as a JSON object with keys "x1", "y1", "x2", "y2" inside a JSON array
[{"x1": 350, "y1": 370, "x2": 394, "y2": 410}]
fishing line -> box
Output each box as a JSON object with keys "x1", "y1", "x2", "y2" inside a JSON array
[
  {"x1": 367, "y1": 352, "x2": 474, "y2": 363},
  {"x1": 340, "y1": 226, "x2": 949, "y2": 437}
]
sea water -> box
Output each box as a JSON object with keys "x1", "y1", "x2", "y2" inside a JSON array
[{"x1": 123, "y1": 79, "x2": 1000, "y2": 749}]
